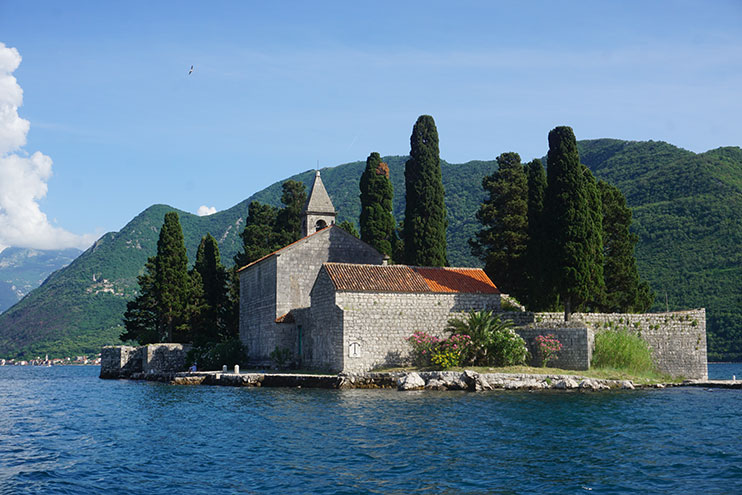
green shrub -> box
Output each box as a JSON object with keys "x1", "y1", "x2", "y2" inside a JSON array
[
  {"x1": 187, "y1": 338, "x2": 248, "y2": 371},
  {"x1": 269, "y1": 346, "x2": 293, "y2": 369},
  {"x1": 446, "y1": 310, "x2": 527, "y2": 366},
  {"x1": 406, "y1": 331, "x2": 442, "y2": 367},
  {"x1": 591, "y1": 329, "x2": 655, "y2": 373}
]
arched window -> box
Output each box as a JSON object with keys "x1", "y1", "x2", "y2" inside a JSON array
[{"x1": 315, "y1": 219, "x2": 327, "y2": 231}]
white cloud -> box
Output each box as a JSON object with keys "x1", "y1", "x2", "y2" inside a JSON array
[
  {"x1": 0, "y1": 42, "x2": 95, "y2": 252},
  {"x1": 197, "y1": 205, "x2": 217, "y2": 216}
]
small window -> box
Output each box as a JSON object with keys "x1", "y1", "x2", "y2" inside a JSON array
[{"x1": 315, "y1": 219, "x2": 327, "y2": 231}]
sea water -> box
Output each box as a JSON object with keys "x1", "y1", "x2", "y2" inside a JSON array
[{"x1": 0, "y1": 365, "x2": 740, "y2": 494}]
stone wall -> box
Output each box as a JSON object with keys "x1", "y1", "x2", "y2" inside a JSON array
[
  {"x1": 240, "y1": 256, "x2": 279, "y2": 364},
  {"x1": 100, "y1": 344, "x2": 189, "y2": 378},
  {"x1": 100, "y1": 345, "x2": 142, "y2": 378},
  {"x1": 275, "y1": 227, "x2": 384, "y2": 319},
  {"x1": 499, "y1": 309, "x2": 707, "y2": 379},
  {"x1": 515, "y1": 326, "x2": 593, "y2": 370},
  {"x1": 334, "y1": 289, "x2": 501, "y2": 373},
  {"x1": 240, "y1": 227, "x2": 383, "y2": 366},
  {"x1": 143, "y1": 344, "x2": 190, "y2": 374}
]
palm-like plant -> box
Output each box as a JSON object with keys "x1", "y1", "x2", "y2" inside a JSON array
[{"x1": 446, "y1": 310, "x2": 526, "y2": 366}]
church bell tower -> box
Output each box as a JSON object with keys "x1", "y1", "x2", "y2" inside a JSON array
[{"x1": 303, "y1": 170, "x2": 336, "y2": 237}]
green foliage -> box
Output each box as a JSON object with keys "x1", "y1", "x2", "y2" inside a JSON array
[
  {"x1": 122, "y1": 212, "x2": 200, "y2": 344},
  {"x1": 337, "y1": 220, "x2": 359, "y2": 238},
  {"x1": 233, "y1": 202, "x2": 282, "y2": 268},
  {"x1": 187, "y1": 337, "x2": 248, "y2": 371},
  {"x1": 446, "y1": 310, "x2": 527, "y2": 366},
  {"x1": 591, "y1": 328, "x2": 655, "y2": 374},
  {"x1": 1, "y1": 139, "x2": 740, "y2": 361},
  {"x1": 599, "y1": 181, "x2": 654, "y2": 312},
  {"x1": 544, "y1": 126, "x2": 604, "y2": 317},
  {"x1": 406, "y1": 331, "x2": 441, "y2": 368},
  {"x1": 360, "y1": 152, "x2": 396, "y2": 258},
  {"x1": 269, "y1": 346, "x2": 293, "y2": 369},
  {"x1": 274, "y1": 180, "x2": 307, "y2": 245},
  {"x1": 191, "y1": 234, "x2": 231, "y2": 344},
  {"x1": 523, "y1": 159, "x2": 551, "y2": 310},
  {"x1": 471, "y1": 152, "x2": 529, "y2": 300},
  {"x1": 403, "y1": 115, "x2": 448, "y2": 266}
]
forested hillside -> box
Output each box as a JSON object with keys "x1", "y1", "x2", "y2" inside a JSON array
[{"x1": 0, "y1": 140, "x2": 739, "y2": 360}]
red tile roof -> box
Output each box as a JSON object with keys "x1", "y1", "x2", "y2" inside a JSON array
[
  {"x1": 323, "y1": 263, "x2": 500, "y2": 294},
  {"x1": 415, "y1": 267, "x2": 501, "y2": 294}
]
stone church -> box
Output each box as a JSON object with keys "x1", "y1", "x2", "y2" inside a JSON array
[{"x1": 238, "y1": 170, "x2": 502, "y2": 372}]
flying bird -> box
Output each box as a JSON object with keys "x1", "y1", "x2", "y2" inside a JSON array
[{"x1": 188, "y1": 65, "x2": 194, "y2": 75}]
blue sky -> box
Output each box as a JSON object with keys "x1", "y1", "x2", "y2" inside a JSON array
[{"x1": 0, "y1": 0, "x2": 740, "y2": 251}]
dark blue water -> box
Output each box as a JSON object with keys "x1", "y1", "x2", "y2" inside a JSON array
[{"x1": 1, "y1": 365, "x2": 740, "y2": 494}]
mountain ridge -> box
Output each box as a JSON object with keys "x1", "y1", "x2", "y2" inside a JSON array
[{"x1": 0, "y1": 139, "x2": 739, "y2": 360}]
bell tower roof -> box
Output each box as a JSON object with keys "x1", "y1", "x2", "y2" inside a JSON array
[{"x1": 304, "y1": 170, "x2": 335, "y2": 214}]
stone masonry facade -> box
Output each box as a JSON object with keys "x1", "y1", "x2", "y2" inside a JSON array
[
  {"x1": 239, "y1": 226, "x2": 384, "y2": 367},
  {"x1": 501, "y1": 309, "x2": 707, "y2": 379}
]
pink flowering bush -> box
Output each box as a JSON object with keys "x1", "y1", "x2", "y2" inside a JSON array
[
  {"x1": 406, "y1": 332, "x2": 473, "y2": 369},
  {"x1": 431, "y1": 334, "x2": 473, "y2": 369},
  {"x1": 406, "y1": 331, "x2": 442, "y2": 367},
  {"x1": 535, "y1": 334, "x2": 562, "y2": 367}
]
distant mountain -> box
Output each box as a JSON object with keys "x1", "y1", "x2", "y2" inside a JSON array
[
  {"x1": 0, "y1": 248, "x2": 81, "y2": 313},
  {"x1": 0, "y1": 140, "x2": 739, "y2": 360}
]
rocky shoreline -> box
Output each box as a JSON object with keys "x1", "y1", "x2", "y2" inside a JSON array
[{"x1": 105, "y1": 369, "x2": 698, "y2": 391}]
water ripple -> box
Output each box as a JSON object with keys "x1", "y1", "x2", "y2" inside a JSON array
[{"x1": 1, "y1": 366, "x2": 741, "y2": 494}]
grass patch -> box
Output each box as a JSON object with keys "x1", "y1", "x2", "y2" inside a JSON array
[{"x1": 592, "y1": 328, "x2": 655, "y2": 374}]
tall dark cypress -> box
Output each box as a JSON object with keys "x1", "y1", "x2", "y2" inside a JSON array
[
  {"x1": 275, "y1": 180, "x2": 307, "y2": 245},
  {"x1": 543, "y1": 126, "x2": 599, "y2": 320},
  {"x1": 360, "y1": 152, "x2": 396, "y2": 258},
  {"x1": 403, "y1": 115, "x2": 447, "y2": 266},
  {"x1": 524, "y1": 158, "x2": 550, "y2": 310},
  {"x1": 470, "y1": 152, "x2": 529, "y2": 300},
  {"x1": 582, "y1": 165, "x2": 606, "y2": 310},
  {"x1": 192, "y1": 234, "x2": 230, "y2": 344},
  {"x1": 599, "y1": 180, "x2": 655, "y2": 312},
  {"x1": 154, "y1": 212, "x2": 192, "y2": 342},
  {"x1": 234, "y1": 201, "x2": 282, "y2": 268}
]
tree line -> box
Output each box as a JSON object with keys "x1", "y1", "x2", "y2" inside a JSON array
[
  {"x1": 121, "y1": 118, "x2": 652, "y2": 351},
  {"x1": 471, "y1": 126, "x2": 654, "y2": 319}
]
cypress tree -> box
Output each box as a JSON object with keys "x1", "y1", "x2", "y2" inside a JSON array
[
  {"x1": 154, "y1": 212, "x2": 193, "y2": 342},
  {"x1": 275, "y1": 180, "x2": 307, "y2": 245},
  {"x1": 234, "y1": 201, "x2": 282, "y2": 268},
  {"x1": 470, "y1": 152, "x2": 529, "y2": 300},
  {"x1": 192, "y1": 234, "x2": 230, "y2": 344},
  {"x1": 523, "y1": 158, "x2": 551, "y2": 310},
  {"x1": 122, "y1": 212, "x2": 195, "y2": 343},
  {"x1": 543, "y1": 126, "x2": 600, "y2": 320},
  {"x1": 599, "y1": 181, "x2": 655, "y2": 312},
  {"x1": 582, "y1": 165, "x2": 606, "y2": 311},
  {"x1": 121, "y1": 258, "x2": 160, "y2": 344},
  {"x1": 360, "y1": 152, "x2": 396, "y2": 258},
  {"x1": 337, "y1": 220, "x2": 359, "y2": 238},
  {"x1": 403, "y1": 115, "x2": 447, "y2": 266}
]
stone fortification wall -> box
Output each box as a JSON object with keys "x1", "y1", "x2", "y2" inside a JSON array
[
  {"x1": 100, "y1": 345, "x2": 142, "y2": 378},
  {"x1": 240, "y1": 256, "x2": 278, "y2": 364},
  {"x1": 515, "y1": 326, "x2": 593, "y2": 370},
  {"x1": 100, "y1": 344, "x2": 189, "y2": 378},
  {"x1": 143, "y1": 344, "x2": 190, "y2": 374},
  {"x1": 499, "y1": 309, "x2": 707, "y2": 379},
  {"x1": 335, "y1": 291, "x2": 501, "y2": 373}
]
